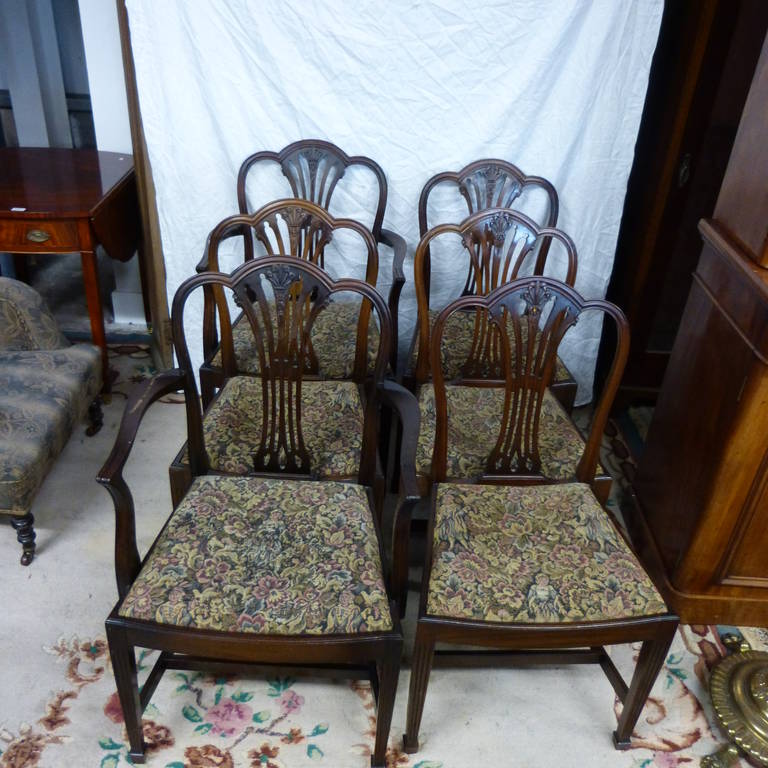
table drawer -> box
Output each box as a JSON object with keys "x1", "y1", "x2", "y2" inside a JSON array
[{"x1": 0, "y1": 219, "x2": 80, "y2": 251}]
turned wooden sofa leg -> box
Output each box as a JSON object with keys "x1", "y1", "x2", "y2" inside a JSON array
[
  {"x1": 11, "y1": 512, "x2": 36, "y2": 565},
  {"x1": 86, "y1": 397, "x2": 104, "y2": 436}
]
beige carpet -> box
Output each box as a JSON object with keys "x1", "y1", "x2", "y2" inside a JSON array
[{"x1": 0, "y1": 348, "x2": 757, "y2": 767}]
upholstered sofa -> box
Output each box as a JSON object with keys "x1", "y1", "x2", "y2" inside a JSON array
[{"x1": 0, "y1": 277, "x2": 102, "y2": 564}]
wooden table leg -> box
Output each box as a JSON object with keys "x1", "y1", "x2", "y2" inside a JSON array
[{"x1": 80, "y1": 248, "x2": 112, "y2": 393}]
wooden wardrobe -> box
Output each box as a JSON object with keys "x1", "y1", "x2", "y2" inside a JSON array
[{"x1": 627, "y1": 26, "x2": 768, "y2": 625}]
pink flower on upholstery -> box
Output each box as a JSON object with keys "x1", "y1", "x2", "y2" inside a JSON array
[
  {"x1": 279, "y1": 690, "x2": 304, "y2": 715},
  {"x1": 204, "y1": 698, "x2": 253, "y2": 736}
]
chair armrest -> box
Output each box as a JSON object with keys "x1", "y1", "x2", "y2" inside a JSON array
[
  {"x1": 377, "y1": 379, "x2": 420, "y2": 613},
  {"x1": 379, "y1": 228, "x2": 406, "y2": 283},
  {"x1": 96, "y1": 369, "x2": 187, "y2": 599},
  {"x1": 377, "y1": 379, "x2": 419, "y2": 499},
  {"x1": 195, "y1": 252, "x2": 210, "y2": 273},
  {"x1": 379, "y1": 229, "x2": 407, "y2": 374}
]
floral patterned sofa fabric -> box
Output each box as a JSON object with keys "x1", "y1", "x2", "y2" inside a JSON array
[
  {"x1": 119, "y1": 475, "x2": 393, "y2": 635},
  {"x1": 415, "y1": 383, "x2": 603, "y2": 481},
  {"x1": 410, "y1": 308, "x2": 572, "y2": 382},
  {"x1": 0, "y1": 345, "x2": 101, "y2": 515},
  {"x1": 0, "y1": 277, "x2": 68, "y2": 351},
  {"x1": 198, "y1": 375, "x2": 364, "y2": 478},
  {"x1": 212, "y1": 300, "x2": 379, "y2": 379},
  {"x1": 427, "y1": 482, "x2": 667, "y2": 623}
]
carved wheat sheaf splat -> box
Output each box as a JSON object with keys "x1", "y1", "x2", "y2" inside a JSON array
[
  {"x1": 253, "y1": 207, "x2": 333, "y2": 268},
  {"x1": 234, "y1": 264, "x2": 330, "y2": 475},
  {"x1": 484, "y1": 281, "x2": 580, "y2": 476},
  {"x1": 459, "y1": 164, "x2": 524, "y2": 213},
  {"x1": 281, "y1": 147, "x2": 348, "y2": 210},
  {"x1": 456, "y1": 211, "x2": 538, "y2": 376}
]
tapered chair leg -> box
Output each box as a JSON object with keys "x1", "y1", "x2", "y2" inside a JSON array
[
  {"x1": 106, "y1": 624, "x2": 146, "y2": 763},
  {"x1": 613, "y1": 621, "x2": 678, "y2": 749},
  {"x1": 403, "y1": 625, "x2": 435, "y2": 754},
  {"x1": 372, "y1": 642, "x2": 402, "y2": 768}
]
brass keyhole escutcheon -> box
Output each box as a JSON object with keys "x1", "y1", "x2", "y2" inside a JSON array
[{"x1": 26, "y1": 229, "x2": 51, "y2": 243}]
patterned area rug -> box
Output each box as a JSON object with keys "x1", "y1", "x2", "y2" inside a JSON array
[{"x1": 0, "y1": 354, "x2": 761, "y2": 767}]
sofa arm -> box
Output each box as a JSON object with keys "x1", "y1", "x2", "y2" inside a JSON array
[
  {"x1": 377, "y1": 379, "x2": 420, "y2": 613},
  {"x1": 96, "y1": 369, "x2": 187, "y2": 599},
  {"x1": 0, "y1": 277, "x2": 69, "y2": 351}
]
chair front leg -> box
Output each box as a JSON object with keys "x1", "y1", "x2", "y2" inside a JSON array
[
  {"x1": 372, "y1": 638, "x2": 402, "y2": 767},
  {"x1": 106, "y1": 623, "x2": 146, "y2": 762},
  {"x1": 403, "y1": 624, "x2": 435, "y2": 754},
  {"x1": 613, "y1": 619, "x2": 678, "y2": 749}
]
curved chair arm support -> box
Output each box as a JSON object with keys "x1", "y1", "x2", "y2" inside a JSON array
[
  {"x1": 380, "y1": 228, "x2": 407, "y2": 373},
  {"x1": 575, "y1": 301, "x2": 630, "y2": 487},
  {"x1": 96, "y1": 369, "x2": 187, "y2": 600},
  {"x1": 377, "y1": 379, "x2": 420, "y2": 614}
]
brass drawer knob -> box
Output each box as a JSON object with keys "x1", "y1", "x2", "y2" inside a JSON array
[{"x1": 26, "y1": 228, "x2": 51, "y2": 243}]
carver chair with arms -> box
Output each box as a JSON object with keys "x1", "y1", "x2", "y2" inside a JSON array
[
  {"x1": 172, "y1": 203, "x2": 389, "y2": 508},
  {"x1": 198, "y1": 139, "x2": 407, "y2": 404},
  {"x1": 395, "y1": 276, "x2": 678, "y2": 754},
  {"x1": 99, "y1": 257, "x2": 420, "y2": 766}
]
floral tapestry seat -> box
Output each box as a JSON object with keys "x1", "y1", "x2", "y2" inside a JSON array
[
  {"x1": 409, "y1": 308, "x2": 573, "y2": 383},
  {"x1": 427, "y1": 482, "x2": 668, "y2": 624},
  {"x1": 415, "y1": 384, "x2": 608, "y2": 494},
  {"x1": 173, "y1": 376, "x2": 365, "y2": 497},
  {"x1": 210, "y1": 300, "x2": 379, "y2": 380},
  {"x1": 0, "y1": 278, "x2": 102, "y2": 564},
  {"x1": 119, "y1": 475, "x2": 393, "y2": 635}
]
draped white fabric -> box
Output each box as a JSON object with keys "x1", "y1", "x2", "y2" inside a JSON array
[{"x1": 126, "y1": 0, "x2": 662, "y2": 402}]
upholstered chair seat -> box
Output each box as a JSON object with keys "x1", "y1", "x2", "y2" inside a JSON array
[
  {"x1": 120, "y1": 475, "x2": 392, "y2": 635},
  {"x1": 426, "y1": 482, "x2": 666, "y2": 624}
]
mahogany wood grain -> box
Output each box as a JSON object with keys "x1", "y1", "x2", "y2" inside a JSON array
[{"x1": 629, "y1": 28, "x2": 768, "y2": 622}]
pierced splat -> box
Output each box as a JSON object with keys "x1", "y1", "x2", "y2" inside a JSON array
[
  {"x1": 280, "y1": 146, "x2": 348, "y2": 210},
  {"x1": 238, "y1": 140, "x2": 388, "y2": 239},
  {"x1": 484, "y1": 282, "x2": 579, "y2": 476},
  {"x1": 412, "y1": 207, "x2": 578, "y2": 383},
  {"x1": 459, "y1": 209, "x2": 537, "y2": 296},
  {"x1": 430, "y1": 277, "x2": 589, "y2": 483},
  {"x1": 233, "y1": 264, "x2": 330, "y2": 475},
  {"x1": 458, "y1": 163, "x2": 525, "y2": 213},
  {"x1": 251, "y1": 206, "x2": 334, "y2": 268},
  {"x1": 203, "y1": 200, "x2": 380, "y2": 383}
]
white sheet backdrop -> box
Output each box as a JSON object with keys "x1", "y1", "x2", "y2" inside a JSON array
[{"x1": 126, "y1": 0, "x2": 662, "y2": 403}]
